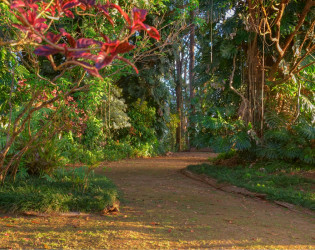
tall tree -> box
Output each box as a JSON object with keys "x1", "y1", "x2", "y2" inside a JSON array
[
  {"x1": 175, "y1": 47, "x2": 184, "y2": 150},
  {"x1": 188, "y1": 8, "x2": 196, "y2": 148}
]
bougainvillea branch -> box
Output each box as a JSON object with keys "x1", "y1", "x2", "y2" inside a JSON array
[
  {"x1": 8, "y1": 0, "x2": 160, "y2": 78},
  {"x1": 0, "y1": 0, "x2": 160, "y2": 182}
]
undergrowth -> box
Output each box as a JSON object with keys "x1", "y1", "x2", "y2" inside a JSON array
[
  {"x1": 187, "y1": 161, "x2": 315, "y2": 210},
  {"x1": 0, "y1": 167, "x2": 118, "y2": 213}
]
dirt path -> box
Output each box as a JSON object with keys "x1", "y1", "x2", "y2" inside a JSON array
[
  {"x1": 0, "y1": 152, "x2": 314, "y2": 249},
  {"x1": 101, "y1": 152, "x2": 315, "y2": 249}
]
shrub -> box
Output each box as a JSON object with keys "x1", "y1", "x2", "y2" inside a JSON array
[{"x1": 0, "y1": 167, "x2": 118, "y2": 213}]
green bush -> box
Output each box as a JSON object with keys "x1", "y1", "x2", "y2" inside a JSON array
[
  {"x1": 0, "y1": 167, "x2": 118, "y2": 213},
  {"x1": 82, "y1": 117, "x2": 106, "y2": 150},
  {"x1": 193, "y1": 110, "x2": 315, "y2": 164},
  {"x1": 209, "y1": 150, "x2": 237, "y2": 163},
  {"x1": 22, "y1": 137, "x2": 67, "y2": 175},
  {"x1": 103, "y1": 141, "x2": 133, "y2": 161},
  {"x1": 114, "y1": 99, "x2": 165, "y2": 158},
  {"x1": 57, "y1": 132, "x2": 103, "y2": 165},
  {"x1": 255, "y1": 123, "x2": 315, "y2": 164}
]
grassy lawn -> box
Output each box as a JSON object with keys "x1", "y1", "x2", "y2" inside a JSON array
[
  {"x1": 187, "y1": 161, "x2": 315, "y2": 210},
  {"x1": 0, "y1": 167, "x2": 118, "y2": 213}
]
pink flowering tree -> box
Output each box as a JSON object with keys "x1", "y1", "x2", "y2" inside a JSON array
[{"x1": 0, "y1": 0, "x2": 160, "y2": 182}]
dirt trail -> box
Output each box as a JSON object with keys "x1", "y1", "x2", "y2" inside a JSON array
[
  {"x1": 103, "y1": 152, "x2": 315, "y2": 248},
  {"x1": 0, "y1": 152, "x2": 314, "y2": 249}
]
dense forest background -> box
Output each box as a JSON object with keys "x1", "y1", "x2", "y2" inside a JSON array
[{"x1": 0, "y1": 0, "x2": 314, "y2": 182}]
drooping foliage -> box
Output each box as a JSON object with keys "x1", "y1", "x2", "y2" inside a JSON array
[{"x1": 0, "y1": 0, "x2": 164, "y2": 182}]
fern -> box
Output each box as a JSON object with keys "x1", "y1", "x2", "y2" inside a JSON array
[
  {"x1": 300, "y1": 95, "x2": 315, "y2": 123},
  {"x1": 257, "y1": 142, "x2": 282, "y2": 160},
  {"x1": 220, "y1": 42, "x2": 237, "y2": 59},
  {"x1": 210, "y1": 136, "x2": 233, "y2": 153},
  {"x1": 283, "y1": 143, "x2": 302, "y2": 159},
  {"x1": 295, "y1": 124, "x2": 315, "y2": 140},
  {"x1": 264, "y1": 129, "x2": 291, "y2": 143},
  {"x1": 264, "y1": 112, "x2": 286, "y2": 129},
  {"x1": 300, "y1": 147, "x2": 315, "y2": 165},
  {"x1": 231, "y1": 131, "x2": 251, "y2": 150},
  {"x1": 203, "y1": 117, "x2": 225, "y2": 130}
]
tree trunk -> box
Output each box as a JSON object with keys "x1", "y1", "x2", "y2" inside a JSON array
[
  {"x1": 188, "y1": 9, "x2": 195, "y2": 148},
  {"x1": 175, "y1": 50, "x2": 183, "y2": 151}
]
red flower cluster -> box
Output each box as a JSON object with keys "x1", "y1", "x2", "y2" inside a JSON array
[
  {"x1": 17, "y1": 79, "x2": 27, "y2": 91},
  {"x1": 10, "y1": 0, "x2": 160, "y2": 78}
]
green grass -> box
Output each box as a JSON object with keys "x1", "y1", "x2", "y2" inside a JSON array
[
  {"x1": 187, "y1": 161, "x2": 315, "y2": 210},
  {"x1": 0, "y1": 169, "x2": 118, "y2": 213}
]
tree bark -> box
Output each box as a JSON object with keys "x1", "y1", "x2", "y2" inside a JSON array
[
  {"x1": 175, "y1": 51, "x2": 183, "y2": 151},
  {"x1": 188, "y1": 9, "x2": 196, "y2": 148}
]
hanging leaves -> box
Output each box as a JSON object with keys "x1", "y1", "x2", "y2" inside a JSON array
[{"x1": 9, "y1": 0, "x2": 160, "y2": 78}]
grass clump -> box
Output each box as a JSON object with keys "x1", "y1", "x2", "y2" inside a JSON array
[
  {"x1": 187, "y1": 161, "x2": 315, "y2": 210},
  {"x1": 208, "y1": 150, "x2": 243, "y2": 166},
  {"x1": 0, "y1": 167, "x2": 118, "y2": 213}
]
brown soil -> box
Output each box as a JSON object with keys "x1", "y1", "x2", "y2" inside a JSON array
[{"x1": 0, "y1": 152, "x2": 314, "y2": 249}]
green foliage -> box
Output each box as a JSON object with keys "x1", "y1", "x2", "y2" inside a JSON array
[
  {"x1": 209, "y1": 150, "x2": 237, "y2": 163},
  {"x1": 166, "y1": 113, "x2": 180, "y2": 151},
  {"x1": 0, "y1": 170, "x2": 118, "y2": 213},
  {"x1": 192, "y1": 106, "x2": 314, "y2": 164},
  {"x1": 82, "y1": 117, "x2": 106, "y2": 151},
  {"x1": 220, "y1": 42, "x2": 237, "y2": 59},
  {"x1": 57, "y1": 132, "x2": 103, "y2": 165},
  {"x1": 187, "y1": 162, "x2": 315, "y2": 210},
  {"x1": 128, "y1": 100, "x2": 156, "y2": 143},
  {"x1": 106, "y1": 87, "x2": 131, "y2": 130},
  {"x1": 102, "y1": 141, "x2": 133, "y2": 161},
  {"x1": 116, "y1": 99, "x2": 166, "y2": 157},
  {"x1": 191, "y1": 109, "x2": 253, "y2": 153},
  {"x1": 1, "y1": 0, "x2": 313, "y2": 186},
  {"x1": 22, "y1": 138, "x2": 66, "y2": 176},
  {"x1": 190, "y1": 0, "x2": 314, "y2": 167},
  {"x1": 255, "y1": 117, "x2": 315, "y2": 164},
  {"x1": 0, "y1": 0, "x2": 169, "y2": 183}
]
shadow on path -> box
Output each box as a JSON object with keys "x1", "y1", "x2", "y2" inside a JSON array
[
  {"x1": 101, "y1": 152, "x2": 315, "y2": 248},
  {"x1": 0, "y1": 152, "x2": 314, "y2": 249}
]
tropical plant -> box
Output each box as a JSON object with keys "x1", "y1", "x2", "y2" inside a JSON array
[{"x1": 0, "y1": 0, "x2": 160, "y2": 182}]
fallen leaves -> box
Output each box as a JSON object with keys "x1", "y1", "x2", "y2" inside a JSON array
[{"x1": 5, "y1": 224, "x2": 15, "y2": 227}]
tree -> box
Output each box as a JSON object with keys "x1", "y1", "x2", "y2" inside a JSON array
[
  {"x1": 188, "y1": 7, "x2": 196, "y2": 148},
  {"x1": 180, "y1": 0, "x2": 314, "y2": 163},
  {"x1": 0, "y1": 0, "x2": 160, "y2": 182}
]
